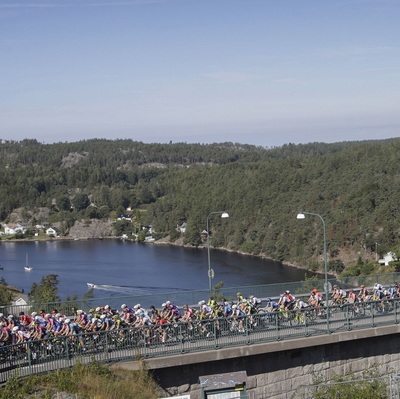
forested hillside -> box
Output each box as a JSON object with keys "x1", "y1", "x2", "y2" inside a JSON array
[{"x1": 1, "y1": 138, "x2": 400, "y2": 274}]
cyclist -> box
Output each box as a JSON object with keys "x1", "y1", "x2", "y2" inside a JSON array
[
  {"x1": 31, "y1": 318, "x2": 46, "y2": 340},
  {"x1": 331, "y1": 285, "x2": 346, "y2": 304},
  {"x1": 236, "y1": 292, "x2": 245, "y2": 303},
  {"x1": 279, "y1": 291, "x2": 295, "y2": 310},
  {"x1": 308, "y1": 289, "x2": 323, "y2": 316},
  {"x1": 165, "y1": 301, "x2": 181, "y2": 321},
  {"x1": 223, "y1": 302, "x2": 233, "y2": 317},
  {"x1": 249, "y1": 295, "x2": 262, "y2": 311},
  {"x1": 207, "y1": 297, "x2": 218, "y2": 311},
  {"x1": 346, "y1": 287, "x2": 355, "y2": 301},
  {"x1": 120, "y1": 304, "x2": 134, "y2": 324},
  {"x1": 181, "y1": 304, "x2": 194, "y2": 322},
  {"x1": 149, "y1": 306, "x2": 162, "y2": 323},
  {"x1": 358, "y1": 285, "x2": 369, "y2": 302},
  {"x1": 231, "y1": 304, "x2": 245, "y2": 332},
  {"x1": 0, "y1": 322, "x2": 11, "y2": 344}
]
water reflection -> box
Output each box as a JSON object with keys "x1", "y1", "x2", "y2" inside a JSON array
[{"x1": 0, "y1": 240, "x2": 311, "y2": 299}]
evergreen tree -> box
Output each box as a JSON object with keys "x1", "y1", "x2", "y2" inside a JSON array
[{"x1": 29, "y1": 274, "x2": 60, "y2": 303}]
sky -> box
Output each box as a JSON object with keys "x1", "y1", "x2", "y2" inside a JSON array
[{"x1": 0, "y1": 0, "x2": 399, "y2": 147}]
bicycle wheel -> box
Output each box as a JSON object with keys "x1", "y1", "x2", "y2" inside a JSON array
[
  {"x1": 291, "y1": 314, "x2": 303, "y2": 326},
  {"x1": 305, "y1": 308, "x2": 317, "y2": 322}
]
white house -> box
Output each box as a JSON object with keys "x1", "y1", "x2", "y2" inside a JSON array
[
  {"x1": 46, "y1": 227, "x2": 59, "y2": 236},
  {"x1": 378, "y1": 251, "x2": 397, "y2": 266},
  {"x1": 176, "y1": 223, "x2": 187, "y2": 233},
  {"x1": 3, "y1": 223, "x2": 26, "y2": 235},
  {"x1": 12, "y1": 294, "x2": 31, "y2": 314}
]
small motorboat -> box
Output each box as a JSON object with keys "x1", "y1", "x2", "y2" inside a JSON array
[{"x1": 87, "y1": 283, "x2": 95, "y2": 289}]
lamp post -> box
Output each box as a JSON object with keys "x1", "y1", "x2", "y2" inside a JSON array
[
  {"x1": 207, "y1": 211, "x2": 229, "y2": 292},
  {"x1": 296, "y1": 211, "x2": 330, "y2": 332}
]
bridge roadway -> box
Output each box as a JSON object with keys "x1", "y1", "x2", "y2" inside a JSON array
[{"x1": 1, "y1": 299, "x2": 399, "y2": 384}]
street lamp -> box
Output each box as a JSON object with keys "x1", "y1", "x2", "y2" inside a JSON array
[
  {"x1": 296, "y1": 211, "x2": 330, "y2": 332},
  {"x1": 207, "y1": 211, "x2": 229, "y2": 292}
]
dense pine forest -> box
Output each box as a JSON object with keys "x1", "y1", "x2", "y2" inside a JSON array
[{"x1": 1, "y1": 137, "x2": 400, "y2": 275}]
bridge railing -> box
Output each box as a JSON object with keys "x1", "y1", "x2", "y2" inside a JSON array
[
  {"x1": 1, "y1": 296, "x2": 400, "y2": 382},
  {"x1": 2, "y1": 271, "x2": 400, "y2": 317}
]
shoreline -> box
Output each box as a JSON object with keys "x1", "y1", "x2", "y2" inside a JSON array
[{"x1": 1, "y1": 234, "x2": 325, "y2": 277}]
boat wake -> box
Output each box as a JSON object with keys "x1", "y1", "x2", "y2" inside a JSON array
[{"x1": 86, "y1": 283, "x2": 190, "y2": 295}]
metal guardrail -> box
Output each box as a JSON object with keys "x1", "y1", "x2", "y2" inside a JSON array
[
  {"x1": 2, "y1": 272, "x2": 400, "y2": 317},
  {"x1": 1, "y1": 296, "x2": 400, "y2": 382}
]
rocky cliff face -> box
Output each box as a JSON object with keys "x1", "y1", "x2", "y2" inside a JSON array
[{"x1": 68, "y1": 219, "x2": 114, "y2": 239}]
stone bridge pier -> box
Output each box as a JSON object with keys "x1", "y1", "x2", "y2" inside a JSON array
[{"x1": 114, "y1": 324, "x2": 400, "y2": 398}]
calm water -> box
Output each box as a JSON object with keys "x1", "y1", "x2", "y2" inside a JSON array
[{"x1": 0, "y1": 240, "x2": 310, "y2": 299}]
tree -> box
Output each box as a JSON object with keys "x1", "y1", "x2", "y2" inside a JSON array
[
  {"x1": 72, "y1": 193, "x2": 90, "y2": 211},
  {"x1": 58, "y1": 195, "x2": 71, "y2": 211},
  {"x1": 86, "y1": 206, "x2": 100, "y2": 219},
  {"x1": 114, "y1": 220, "x2": 132, "y2": 236},
  {"x1": 0, "y1": 280, "x2": 12, "y2": 306},
  {"x1": 29, "y1": 274, "x2": 60, "y2": 303}
]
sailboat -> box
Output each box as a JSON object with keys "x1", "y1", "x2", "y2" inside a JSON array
[{"x1": 24, "y1": 254, "x2": 33, "y2": 271}]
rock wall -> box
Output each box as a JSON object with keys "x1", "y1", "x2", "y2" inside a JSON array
[{"x1": 153, "y1": 333, "x2": 400, "y2": 398}]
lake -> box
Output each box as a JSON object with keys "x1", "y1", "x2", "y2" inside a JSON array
[{"x1": 0, "y1": 239, "x2": 311, "y2": 299}]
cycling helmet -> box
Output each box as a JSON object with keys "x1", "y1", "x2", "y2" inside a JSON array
[
  {"x1": 76, "y1": 309, "x2": 83, "y2": 315},
  {"x1": 64, "y1": 319, "x2": 71, "y2": 324},
  {"x1": 162, "y1": 303, "x2": 167, "y2": 307},
  {"x1": 95, "y1": 307, "x2": 101, "y2": 312},
  {"x1": 104, "y1": 305, "x2": 110, "y2": 310},
  {"x1": 59, "y1": 317, "x2": 64, "y2": 322},
  {"x1": 137, "y1": 304, "x2": 141, "y2": 308},
  {"x1": 112, "y1": 315, "x2": 119, "y2": 319},
  {"x1": 100, "y1": 314, "x2": 106, "y2": 319},
  {"x1": 7, "y1": 315, "x2": 14, "y2": 320},
  {"x1": 92, "y1": 318, "x2": 98, "y2": 323},
  {"x1": 121, "y1": 304, "x2": 127, "y2": 309},
  {"x1": 133, "y1": 304, "x2": 139, "y2": 309},
  {"x1": 166, "y1": 301, "x2": 171, "y2": 305},
  {"x1": 0, "y1": 313, "x2": 3, "y2": 318},
  {"x1": 55, "y1": 313, "x2": 61, "y2": 318},
  {"x1": 285, "y1": 290, "x2": 290, "y2": 294},
  {"x1": 12, "y1": 326, "x2": 19, "y2": 332},
  {"x1": 232, "y1": 305, "x2": 237, "y2": 309},
  {"x1": 31, "y1": 312, "x2": 37, "y2": 317},
  {"x1": 237, "y1": 292, "x2": 242, "y2": 296}
]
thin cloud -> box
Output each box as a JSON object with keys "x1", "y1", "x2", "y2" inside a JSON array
[
  {"x1": 204, "y1": 71, "x2": 259, "y2": 84},
  {"x1": 0, "y1": 0, "x2": 166, "y2": 9}
]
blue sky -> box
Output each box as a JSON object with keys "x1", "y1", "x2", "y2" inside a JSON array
[{"x1": 1, "y1": 0, "x2": 399, "y2": 147}]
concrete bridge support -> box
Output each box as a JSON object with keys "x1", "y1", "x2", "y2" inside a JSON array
[{"x1": 114, "y1": 324, "x2": 400, "y2": 398}]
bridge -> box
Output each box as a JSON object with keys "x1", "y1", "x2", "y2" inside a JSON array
[{"x1": 2, "y1": 297, "x2": 400, "y2": 398}]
